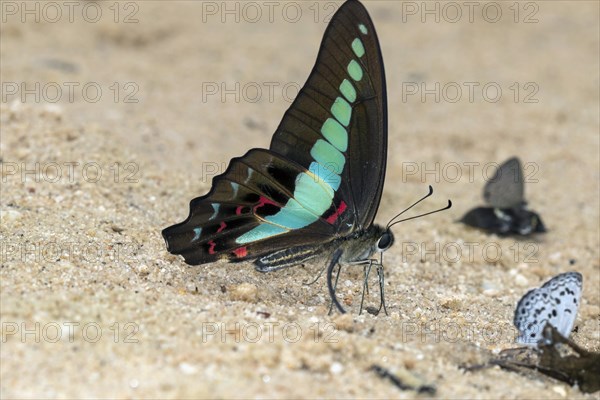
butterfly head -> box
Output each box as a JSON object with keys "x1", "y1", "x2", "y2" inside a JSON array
[
  {"x1": 375, "y1": 229, "x2": 394, "y2": 253},
  {"x1": 517, "y1": 210, "x2": 546, "y2": 235}
]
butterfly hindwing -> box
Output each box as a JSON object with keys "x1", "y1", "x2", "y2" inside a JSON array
[
  {"x1": 163, "y1": 149, "x2": 349, "y2": 264},
  {"x1": 163, "y1": 0, "x2": 387, "y2": 264},
  {"x1": 459, "y1": 207, "x2": 509, "y2": 233},
  {"x1": 514, "y1": 272, "x2": 583, "y2": 345}
]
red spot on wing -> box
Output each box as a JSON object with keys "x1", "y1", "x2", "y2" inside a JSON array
[
  {"x1": 233, "y1": 247, "x2": 247, "y2": 258},
  {"x1": 326, "y1": 201, "x2": 348, "y2": 224},
  {"x1": 208, "y1": 240, "x2": 216, "y2": 255},
  {"x1": 207, "y1": 223, "x2": 227, "y2": 255},
  {"x1": 235, "y1": 206, "x2": 244, "y2": 215},
  {"x1": 254, "y1": 196, "x2": 279, "y2": 213}
]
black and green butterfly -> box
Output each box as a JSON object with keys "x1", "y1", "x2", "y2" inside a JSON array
[{"x1": 163, "y1": 0, "x2": 448, "y2": 314}]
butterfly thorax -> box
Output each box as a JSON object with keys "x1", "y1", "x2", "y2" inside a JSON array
[{"x1": 336, "y1": 223, "x2": 393, "y2": 265}]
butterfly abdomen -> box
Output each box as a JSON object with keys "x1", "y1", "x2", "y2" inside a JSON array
[{"x1": 254, "y1": 244, "x2": 326, "y2": 272}]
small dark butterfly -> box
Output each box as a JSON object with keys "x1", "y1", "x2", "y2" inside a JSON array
[
  {"x1": 460, "y1": 157, "x2": 546, "y2": 235},
  {"x1": 162, "y1": 0, "x2": 449, "y2": 314}
]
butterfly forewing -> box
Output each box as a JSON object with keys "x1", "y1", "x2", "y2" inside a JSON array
[
  {"x1": 163, "y1": 0, "x2": 387, "y2": 265},
  {"x1": 514, "y1": 272, "x2": 583, "y2": 345},
  {"x1": 484, "y1": 157, "x2": 525, "y2": 209},
  {"x1": 269, "y1": 0, "x2": 387, "y2": 230}
]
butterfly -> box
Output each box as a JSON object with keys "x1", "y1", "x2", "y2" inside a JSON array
[
  {"x1": 459, "y1": 157, "x2": 546, "y2": 235},
  {"x1": 162, "y1": 0, "x2": 419, "y2": 314},
  {"x1": 514, "y1": 271, "x2": 582, "y2": 345}
]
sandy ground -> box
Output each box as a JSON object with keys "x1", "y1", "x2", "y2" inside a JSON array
[{"x1": 1, "y1": 1, "x2": 599, "y2": 398}]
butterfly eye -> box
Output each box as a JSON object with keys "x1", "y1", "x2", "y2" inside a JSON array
[{"x1": 377, "y1": 232, "x2": 393, "y2": 251}]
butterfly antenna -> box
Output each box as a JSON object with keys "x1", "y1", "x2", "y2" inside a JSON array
[
  {"x1": 386, "y1": 185, "x2": 434, "y2": 229},
  {"x1": 388, "y1": 199, "x2": 452, "y2": 230}
]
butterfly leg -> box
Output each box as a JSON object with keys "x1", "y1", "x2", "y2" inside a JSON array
[
  {"x1": 327, "y1": 249, "x2": 346, "y2": 314},
  {"x1": 376, "y1": 263, "x2": 388, "y2": 315},
  {"x1": 363, "y1": 265, "x2": 370, "y2": 296},
  {"x1": 359, "y1": 260, "x2": 374, "y2": 315},
  {"x1": 303, "y1": 264, "x2": 327, "y2": 286},
  {"x1": 342, "y1": 258, "x2": 386, "y2": 315},
  {"x1": 359, "y1": 259, "x2": 387, "y2": 315}
]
